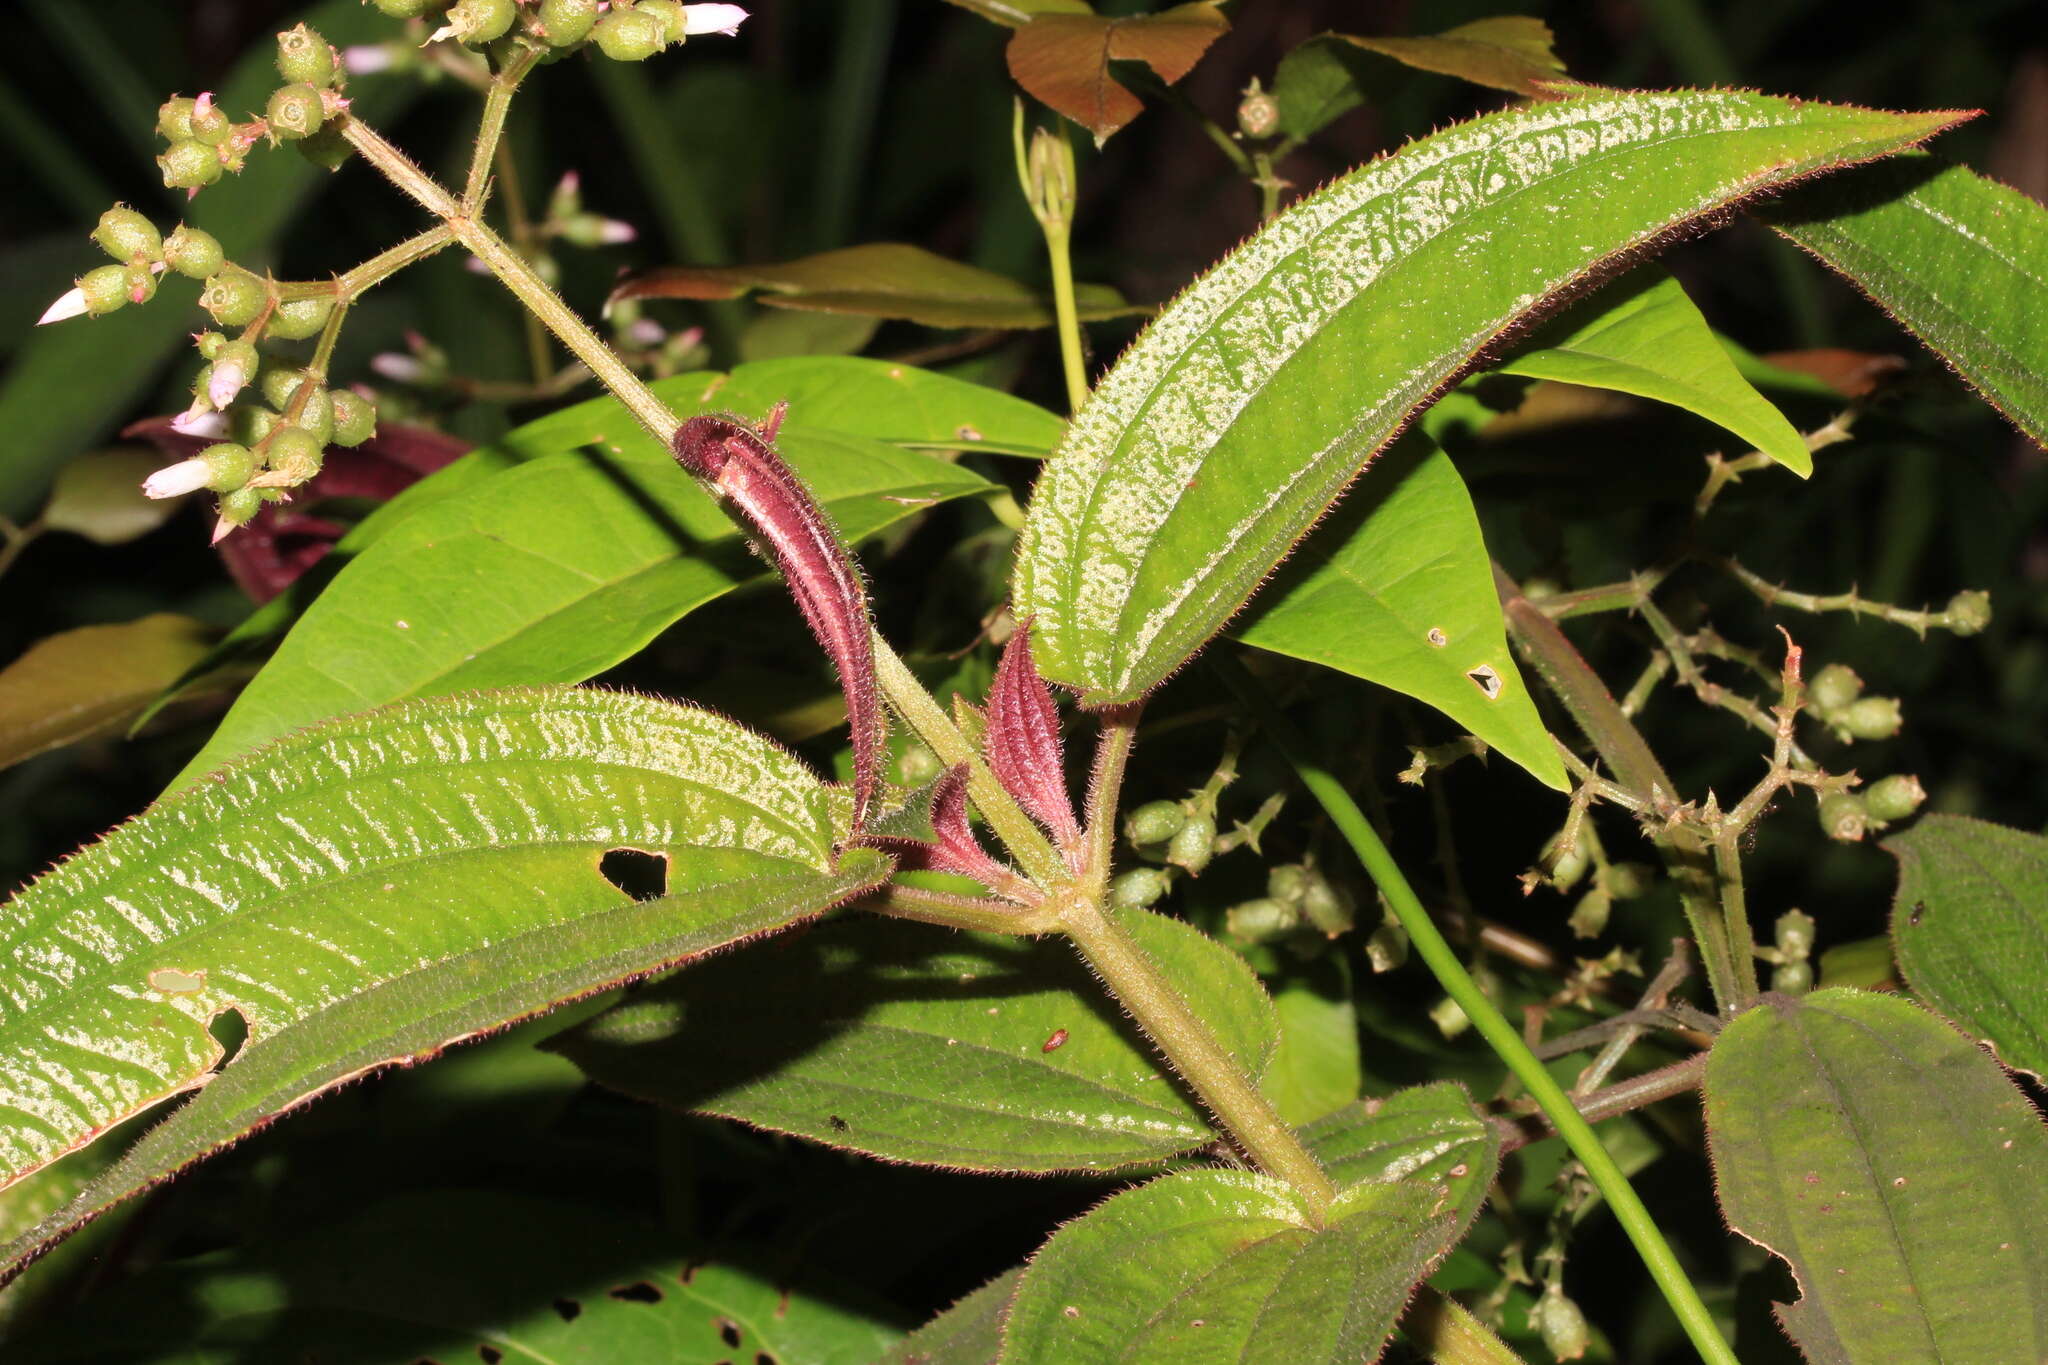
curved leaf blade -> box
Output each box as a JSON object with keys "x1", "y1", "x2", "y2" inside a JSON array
[
  {"x1": 1301, "y1": 1080, "x2": 1501, "y2": 1233},
  {"x1": 1495, "y1": 266, "x2": 1810, "y2": 473},
  {"x1": 1758, "y1": 153, "x2": 2048, "y2": 449},
  {"x1": 0, "y1": 688, "x2": 881, "y2": 1211},
  {"x1": 999, "y1": 1170, "x2": 1456, "y2": 1363},
  {"x1": 1233, "y1": 435, "x2": 1564, "y2": 788},
  {"x1": 1703, "y1": 988, "x2": 2048, "y2": 1363},
  {"x1": 548, "y1": 909, "x2": 1277, "y2": 1173},
  {"x1": 882, "y1": 1269, "x2": 1022, "y2": 1365},
  {"x1": 1014, "y1": 89, "x2": 1963, "y2": 707},
  {"x1": 1335, "y1": 17, "x2": 1565, "y2": 98},
  {"x1": 0, "y1": 616, "x2": 220, "y2": 772},
  {"x1": 1887, "y1": 814, "x2": 2048, "y2": 1080}
]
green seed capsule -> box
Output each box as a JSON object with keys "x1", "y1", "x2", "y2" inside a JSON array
[
  {"x1": 232, "y1": 405, "x2": 283, "y2": 446},
  {"x1": 1819, "y1": 792, "x2": 1868, "y2": 843},
  {"x1": 296, "y1": 121, "x2": 355, "y2": 172},
  {"x1": 199, "y1": 267, "x2": 267, "y2": 327},
  {"x1": 1225, "y1": 897, "x2": 1299, "y2": 944},
  {"x1": 372, "y1": 0, "x2": 439, "y2": 15},
  {"x1": 1123, "y1": 800, "x2": 1186, "y2": 848},
  {"x1": 276, "y1": 23, "x2": 337, "y2": 86},
  {"x1": 268, "y1": 295, "x2": 335, "y2": 341},
  {"x1": 1808, "y1": 662, "x2": 1863, "y2": 713},
  {"x1": 261, "y1": 366, "x2": 309, "y2": 409},
  {"x1": 266, "y1": 83, "x2": 325, "y2": 141},
  {"x1": 537, "y1": 0, "x2": 599, "y2": 44},
  {"x1": 159, "y1": 139, "x2": 224, "y2": 190},
  {"x1": 1545, "y1": 840, "x2": 1590, "y2": 892},
  {"x1": 1165, "y1": 813, "x2": 1216, "y2": 875},
  {"x1": 197, "y1": 442, "x2": 257, "y2": 492},
  {"x1": 1862, "y1": 773, "x2": 1927, "y2": 823},
  {"x1": 187, "y1": 101, "x2": 233, "y2": 147},
  {"x1": 1364, "y1": 922, "x2": 1408, "y2": 972},
  {"x1": 195, "y1": 331, "x2": 229, "y2": 360},
  {"x1": 77, "y1": 265, "x2": 132, "y2": 317},
  {"x1": 1266, "y1": 863, "x2": 1310, "y2": 905},
  {"x1": 121, "y1": 265, "x2": 158, "y2": 306},
  {"x1": 94, "y1": 206, "x2": 162, "y2": 263},
  {"x1": 1533, "y1": 1289, "x2": 1591, "y2": 1361},
  {"x1": 635, "y1": 0, "x2": 686, "y2": 42},
  {"x1": 1841, "y1": 696, "x2": 1903, "y2": 742},
  {"x1": 1298, "y1": 870, "x2": 1355, "y2": 936},
  {"x1": 1111, "y1": 867, "x2": 1169, "y2": 910},
  {"x1": 1772, "y1": 959, "x2": 1814, "y2": 995},
  {"x1": 1774, "y1": 909, "x2": 1817, "y2": 960},
  {"x1": 1944, "y1": 589, "x2": 1992, "y2": 636},
  {"x1": 218, "y1": 485, "x2": 264, "y2": 528},
  {"x1": 157, "y1": 96, "x2": 197, "y2": 142},
  {"x1": 446, "y1": 0, "x2": 516, "y2": 43},
  {"x1": 290, "y1": 387, "x2": 335, "y2": 446},
  {"x1": 1603, "y1": 861, "x2": 1654, "y2": 900},
  {"x1": 265, "y1": 426, "x2": 326, "y2": 485},
  {"x1": 594, "y1": 7, "x2": 666, "y2": 60},
  {"x1": 162, "y1": 225, "x2": 224, "y2": 279},
  {"x1": 329, "y1": 390, "x2": 377, "y2": 447}
]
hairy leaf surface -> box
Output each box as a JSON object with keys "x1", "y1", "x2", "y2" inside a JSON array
[
  {"x1": 0, "y1": 688, "x2": 883, "y2": 1234},
  {"x1": 999, "y1": 1170, "x2": 1455, "y2": 1363},
  {"x1": 1759, "y1": 153, "x2": 2048, "y2": 449},
  {"x1": 1887, "y1": 814, "x2": 2048, "y2": 1080},
  {"x1": 548, "y1": 910, "x2": 1276, "y2": 1173},
  {"x1": 1301, "y1": 1080, "x2": 1501, "y2": 1232},
  {"x1": 882, "y1": 1269, "x2": 1021, "y2": 1365},
  {"x1": 1014, "y1": 89, "x2": 1960, "y2": 706},
  {"x1": 1703, "y1": 989, "x2": 2048, "y2": 1362}
]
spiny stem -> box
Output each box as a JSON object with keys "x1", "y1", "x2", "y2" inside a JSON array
[{"x1": 1214, "y1": 650, "x2": 1737, "y2": 1365}]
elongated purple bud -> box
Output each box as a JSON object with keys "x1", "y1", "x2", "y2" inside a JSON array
[
  {"x1": 673, "y1": 402, "x2": 885, "y2": 833},
  {"x1": 921, "y1": 766, "x2": 1023, "y2": 891},
  {"x1": 987, "y1": 623, "x2": 1081, "y2": 856}
]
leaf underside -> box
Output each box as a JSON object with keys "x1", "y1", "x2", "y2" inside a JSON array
[
  {"x1": 1703, "y1": 988, "x2": 2048, "y2": 1363},
  {"x1": 1015, "y1": 88, "x2": 1959, "y2": 718}
]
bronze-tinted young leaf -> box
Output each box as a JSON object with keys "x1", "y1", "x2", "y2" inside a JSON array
[
  {"x1": 1015, "y1": 89, "x2": 1966, "y2": 708},
  {"x1": 1336, "y1": 17, "x2": 1566, "y2": 97},
  {"x1": 1005, "y1": 3, "x2": 1229, "y2": 142},
  {"x1": 609, "y1": 243, "x2": 1143, "y2": 331},
  {"x1": 0, "y1": 615, "x2": 222, "y2": 772},
  {"x1": 986, "y1": 626, "x2": 1080, "y2": 851},
  {"x1": 673, "y1": 405, "x2": 886, "y2": 833},
  {"x1": 1703, "y1": 989, "x2": 2048, "y2": 1363}
]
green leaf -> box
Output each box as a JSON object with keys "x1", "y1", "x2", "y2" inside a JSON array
[
  {"x1": 547, "y1": 909, "x2": 1277, "y2": 1173},
  {"x1": 4, "y1": 1191, "x2": 901, "y2": 1363},
  {"x1": 0, "y1": 687, "x2": 886, "y2": 1259},
  {"x1": 1494, "y1": 267, "x2": 1810, "y2": 473},
  {"x1": 1233, "y1": 434, "x2": 1564, "y2": 788},
  {"x1": 610, "y1": 243, "x2": 1145, "y2": 330},
  {"x1": 1271, "y1": 36, "x2": 1376, "y2": 143},
  {"x1": 883, "y1": 1270, "x2": 1022, "y2": 1365},
  {"x1": 1703, "y1": 988, "x2": 2048, "y2": 1363},
  {"x1": 1262, "y1": 967, "x2": 1363, "y2": 1126},
  {"x1": 999, "y1": 1170, "x2": 1456, "y2": 1363},
  {"x1": 169, "y1": 431, "x2": 992, "y2": 788},
  {"x1": 1887, "y1": 814, "x2": 2048, "y2": 1081},
  {"x1": 1015, "y1": 88, "x2": 1958, "y2": 709},
  {"x1": 0, "y1": 615, "x2": 221, "y2": 771},
  {"x1": 37, "y1": 449, "x2": 175, "y2": 546},
  {"x1": 1335, "y1": 17, "x2": 1566, "y2": 97},
  {"x1": 1758, "y1": 153, "x2": 2048, "y2": 449},
  {"x1": 1300, "y1": 1081, "x2": 1501, "y2": 1234}
]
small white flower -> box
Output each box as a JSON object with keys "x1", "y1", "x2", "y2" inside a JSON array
[
  {"x1": 372, "y1": 353, "x2": 427, "y2": 383},
  {"x1": 38, "y1": 287, "x2": 88, "y2": 326},
  {"x1": 682, "y1": 4, "x2": 749, "y2": 37},
  {"x1": 170, "y1": 408, "x2": 230, "y2": 439},
  {"x1": 209, "y1": 355, "x2": 250, "y2": 409},
  {"x1": 597, "y1": 219, "x2": 637, "y2": 245},
  {"x1": 143, "y1": 458, "x2": 214, "y2": 500},
  {"x1": 345, "y1": 44, "x2": 394, "y2": 75},
  {"x1": 624, "y1": 317, "x2": 667, "y2": 346}
]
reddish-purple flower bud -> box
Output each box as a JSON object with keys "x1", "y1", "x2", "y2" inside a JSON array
[
  {"x1": 897, "y1": 765, "x2": 1031, "y2": 898},
  {"x1": 673, "y1": 402, "x2": 885, "y2": 834},
  {"x1": 987, "y1": 623, "x2": 1081, "y2": 858}
]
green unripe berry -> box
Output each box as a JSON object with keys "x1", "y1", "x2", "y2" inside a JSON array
[
  {"x1": 444, "y1": 0, "x2": 516, "y2": 44},
  {"x1": 1225, "y1": 897, "x2": 1299, "y2": 944},
  {"x1": 289, "y1": 387, "x2": 335, "y2": 446},
  {"x1": 218, "y1": 485, "x2": 264, "y2": 528},
  {"x1": 77, "y1": 265, "x2": 132, "y2": 317},
  {"x1": 200, "y1": 267, "x2": 267, "y2": 327},
  {"x1": 276, "y1": 23, "x2": 337, "y2": 86},
  {"x1": 594, "y1": 7, "x2": 666, "y2": 60},
  {"x1": 157, "y1": 96, "x2": 197, "y2": 142},
  {"x1": 162, "y1": 224, "x2": 224, "y2": 279},
  {"x1": 1604, "y1": 861, "x2": 1654, "y2": 900},
  {"x1": 1863, "y1": 773, "x2": 1927, "y2": 823},
  {"x1": 296, "y1": 122, "x2": 354, "y2": 172},
  {"x1": 1533, "y1": 1289, "x2": 1591, "y2": 1361},
  {"x1": 1265, "y1": 863, "x2": 1309, "y2": 905},
  {"x1": 232, "y1": 405, "x2": 283, "y2": 446},
  {"x1": 121, "y1": 265, "x2": 158, "y2": 307},
  {"x1": 1165, "y1": 813, "x2": 1216, "y2": 875},
  {"x1": 1298, "y1": 870, "x2": 1354, "y2": 936},
  {"x1": 1110, "y1": 867, "x2": 1169, "y2": 910},
  {"x1": 195, "y1": 331, "x2": 229, "y2": 360},
  {"x1": 197, "y1": 442, "x2": 258, "y2": 492},
  {"x1": 1567, "y1": 886, "x2": 1612, "y2": 939},
  {"x1": 268, "y1": 295, "x2": 335, "y2": 341},
  {"x1": 635, "y1": 0, "x2": 687, "y2": 43},
  {"x1": 1772, "y1": 959, "x2": 1814, "y2": 995},
  {"x1": 1819, "y1": 792, "x2": 1868, "y2": 843},
  {"x1": 1809, "y1": 662, "x2": 1863, "y2": 713},
  {"x1": 537, "y1": 0, "x2": 600, "y2": 45},
  {"x1": 266, "y1": 83, "x2": 325, "y2": 141},
  {"x1": 94, "y1": 206, "x2": 162, "y2": 263},
  {"x1": 1545, "y1": 840, "x2": 1590, "y2": 892},
  {"x1": 264, "y1": 425, "x2": 326, "y2": 486},
  {"x1": 1365, "y1": 922, "x2": 1408, "y2": 972},
  {"x1": 372, "y1": 0, "x2": 440, "y2": 15},
  {"x1": 159, "y1": 139, "x2": 224, "y2": 190},
  {"x1": 1123, "y1": 800, "x2": 1185, "y2": 848},
  {"x1": 1774, "y1": 909, "x2": 1817, "y2": 960},
  {"x1": 1945, "y1": 589, "x2": 1992, "y2": 636},
  {"x1": 261, "y1": 367, "x2": 310, "y2": 410},
  {"x1": 329, "y1": 390, "x2": 377, "y2": 447},
  {"x1": 187, "y1": 101, "x2": 232, "y2": 147},
  {"x1": 1841, "y1": 695, "x2": 1903, "y2": 742}
]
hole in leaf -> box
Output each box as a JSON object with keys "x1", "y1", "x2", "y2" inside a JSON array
[
  {"x1": 717, "y1": 1318, "x2": 744, "y2": 1348},
  {"x1": 757, "y1": 1354, "x2": 779, "y2": 1365},
  {"x1": 609, "y1": 1281, "x2": 664, "y2": 1304},
  {"x1": 1465, "y1": 665, "x2": 1503, "y2": 701},
  {"x1": 553, "y1": 1299, "x2": 582, "y2": 1322},
  {"x1": 600, "y1": 848, "x2": 669, "y2": 902},
  {"x1": 207, "y1": 1006, "x2": 249, "y2": 1071},
  {"x1": 478, "y1": 1348, "x2": 503, "y2": 1364}
]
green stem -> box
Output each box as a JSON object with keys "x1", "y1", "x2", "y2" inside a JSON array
[
  {"x1": 1056, "y1": 891, "x2": 1338, "y2": 1221},
  {"x1": 1082, "y1": 706, "x2": 1142, "y2": 890},
  {"x1": 1214, "y1": 651, "x2": 1736, "y2": 1365},
  {"x1": 492, "y1": 139, "x2": 553, "y2": 385},
  {"x1": 1402, "y1": 1286, "x2": 1529, "y2": 1365},
  {"x1": 464, "y1": 43, "x2": 543, "y2": 214},
  {"x1": 867, "y1": 884, "x2": 1053, "y2": 936},
  {"x1": 1043, "y1": 220, "x2": 1090, "y2": 415}
]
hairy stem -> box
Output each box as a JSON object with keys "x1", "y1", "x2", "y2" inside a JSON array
[
  {"x1": 463, "y1": 43, "x2": 542, "y2": 214},
  {"x1": 1401, "y1": 1286, "x2": 1528, "y2": 1365},
  {"x1": 1082, "y1": 706, "x2": 1141, "y2": 890},
  {"x1": 1215, "y1": 651, "x2": 1737, "y2": 1365}
]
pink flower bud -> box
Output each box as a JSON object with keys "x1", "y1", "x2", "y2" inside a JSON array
[
  {"x1": 344, "y1": 44, "x2": 394, "y2": 75},
  {"x1": 143, "y1": 458, "x2": 214, "y2": 500},
  {"x1": 170, "y1": 408, "x2": 230, "y2": 438},
  {"x1": 208, "y1": 355, "x2": 250, "y2": 409},
  {"x1": 37, "y1": 287, "x2": 88, "y2": 325},
  {"x1": 682, "y1": 4, "x2": 749, "y2": 36},
  {"x1": 987, "y1": 623, "x2": 1082, "y2": 855},
  {"x1": 372, "y1": 353, "x2": 427, "y2": 383}
]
